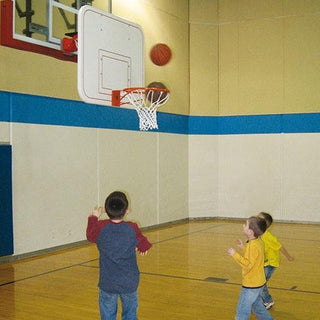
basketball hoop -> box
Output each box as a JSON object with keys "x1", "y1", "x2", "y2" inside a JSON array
[{"x1": 112, "y1": 87, "x2": 170, "y2": 131}]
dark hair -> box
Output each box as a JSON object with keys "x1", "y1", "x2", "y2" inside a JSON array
[
  {"x1": 248, "y1": 216, "x2": 267, "y2": 238},
  {"x1": 105, "y1": 191, "x2": 129, "y2": 219},
  {"x1": 258, "y1": 212, "x2": 273, "y2": 228}
]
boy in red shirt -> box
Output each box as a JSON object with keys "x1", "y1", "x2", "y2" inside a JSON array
[{"x1": 86, "y1": 191, "x2": 152, "y2": 320}]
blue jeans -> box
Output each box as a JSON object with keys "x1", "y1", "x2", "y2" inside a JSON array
[
  {"x1": 261, "y1": 266, "x2": 276, "y2": 304},
  {"x1": 236, "y1": 286, "x2": 273, "y2": 320},
  {"x1": 99, "y1": 289, "x2": 138, "y2": 320}
]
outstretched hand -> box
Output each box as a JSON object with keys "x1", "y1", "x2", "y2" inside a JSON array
[
  {"x1": 139, "y1": 250, "x2": 148, "y2": 256},
  {"x1": 91, "y1": 206, "x2": 102, "y2": 218},
  {"x1": 227, "y1": 247, "x2": 235, "y2": 256},
  {"x1": 237, "y1": 239, "x2": 244, "y2": 249}
]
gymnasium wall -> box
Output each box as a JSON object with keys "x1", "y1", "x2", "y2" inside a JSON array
[
  {"x1": 0, "y1": 0, "x2": 189, "y2": 256},
  {"x1": 0, "y1": 0, "x2": 319, "y2": 257},
  {"x1": 188, "y1": 0, "x2": 320, "y2": 222},
  {"x1": 0, "y1": 91, "x2": 189, "y2": 256},
  {"x1": 189, "y1": 0, "x2": 320, "y2": 116}
]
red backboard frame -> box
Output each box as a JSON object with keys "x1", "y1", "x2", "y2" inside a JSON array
[{"x1": 0, "y1": 0, "x2": 76, "y2": 62}]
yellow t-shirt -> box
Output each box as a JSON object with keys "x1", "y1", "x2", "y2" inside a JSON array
[
  {"x1": 261, "y1": 230, "x2": 282, "y2": 267},
  {"x1": 232, "y1": 238, "x2": 266, "y2": 288}
]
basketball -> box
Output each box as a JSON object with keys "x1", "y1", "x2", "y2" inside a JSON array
[
  {"x1": 150, "y1": 43, "x2": 172, "y2": 66},
  {"x1": 146, "y1": 82, "x2": 169, "y2": 102}
]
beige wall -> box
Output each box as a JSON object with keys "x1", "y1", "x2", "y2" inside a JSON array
[
  {"x1": 0, "y1": 0, "x2": 191, "y2": 256},
  {"x1": 189, "y1": 0, "x2": 219, "y2": 115},
  {"x1": 2, "y1": 1, "x2": 320, "y2": 116},
  {"x1": 0, "y1": 46, "x2": 78, "y2": 99},
  {"x1": 113, "y1": 0, "x2": 190, "y2": 115},
  {"x1": 1, "y1": 0, "x2": 190, "y2": 115},
  {"x1": 190, "y1": 0, "x2": 320, "y2": 115}
]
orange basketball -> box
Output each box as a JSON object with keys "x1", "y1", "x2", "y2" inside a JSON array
[{"x1": 150, "y1": 43, "x2": 172, "y2": 66}]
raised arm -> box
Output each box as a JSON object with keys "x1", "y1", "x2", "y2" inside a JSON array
[
  {"x1": 86, "y1": 207, "x2": 106, "y2": 243},
  {"x1": 228, "y1": 242, "x2": 259, "y2": 272},
  {"x1": 280, "y1": 246, "x2": 294, "y2": 261}
]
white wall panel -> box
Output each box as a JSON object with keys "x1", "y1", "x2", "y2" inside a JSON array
[
  {"x1": 158, "y1": 134, "x2": 189, "y2": 224},
  {"x1": 282, "y1": 134, "x2": 320, "y2": 222},
  {"x1": 98, "y1": 130, "x2": 159, "y2": 227},
  {"x1": 12, "y1": 123, "x2": 97, "y2": 254},
  {"x1": 11, "y1": 123, "x2": 190, "y2": 256},
  {"x1": 0, "y1": 122, "x2": 10, "y2": 143},
  {"x1": 11, "y1": 122, "x2": 319, "y2": 257},
  {"x1": 189, "y1": 133, "x2": 320, "y2": 223},
  {"x1": 189, "y1": 135, "x2": 219, "y2": 217},
  {"x1": 218, "y1": 134, "x2": 282, "y2": 218}
]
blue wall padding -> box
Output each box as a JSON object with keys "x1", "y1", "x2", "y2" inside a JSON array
[
  {"x1": 0, "y1": 145, "x2": 13, "y2": 256},
  {"x1": 0, "y1": 91, "x2": 319, "y2": 134}
]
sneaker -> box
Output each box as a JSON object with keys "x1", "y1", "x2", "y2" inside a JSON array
[{"x1": 264, "y1": 301, "x2": 274, "y2": 310}]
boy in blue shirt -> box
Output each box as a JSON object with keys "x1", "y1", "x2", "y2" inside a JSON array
[{"x1": 86, "y1": 191, "x2": 152, "y2": 320}]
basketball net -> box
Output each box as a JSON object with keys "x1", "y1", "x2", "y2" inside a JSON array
[{"x1": 112, "y1": 87, "x2": 170, "y2": 131}]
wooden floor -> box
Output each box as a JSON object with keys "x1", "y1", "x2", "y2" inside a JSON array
[{"x1": 0, "y1": 220, "x2": 319, "y2": 319}]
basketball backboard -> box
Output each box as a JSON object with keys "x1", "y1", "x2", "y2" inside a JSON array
[
  {"x1": 77, "y1": 5, "x2": 145, "y2": 107},
  {"x1": 1, "y1": 0, "x2": 88, "y2": 62}
]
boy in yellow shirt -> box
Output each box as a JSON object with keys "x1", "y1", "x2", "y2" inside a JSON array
[
  {"x1": 258, "y1": 212, "x2": 294, "y2": 309},
  {"x1": 228, "y1": 216, "x2": 273, "y2": 320}
]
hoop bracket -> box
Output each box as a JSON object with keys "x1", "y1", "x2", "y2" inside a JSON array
[
  {"x1": 112, "y1": 90, "x2": 121, "y2": 106},
  {"x1": 61, "y1": 34, "x2": 78, "y2": 55}
]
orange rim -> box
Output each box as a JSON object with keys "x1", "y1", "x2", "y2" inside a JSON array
[{"x1": 123, "y1": 87, "x2": 170, "y2": 93}]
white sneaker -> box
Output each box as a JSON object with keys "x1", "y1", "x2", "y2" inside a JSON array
[{"x1": 264, "y1": 301, "x2": 274, "y2": 310}]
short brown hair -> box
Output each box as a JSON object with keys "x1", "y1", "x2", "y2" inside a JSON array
[
  {"x1": 258, "y1": 212, "x2": 273, "y2": 228},
  {"x1": 248, "y1": 216, "x2": 267, "y2": 238}
]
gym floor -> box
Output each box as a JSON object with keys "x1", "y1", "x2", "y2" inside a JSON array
[{"x1": 0, "y1": 220, "x2": 319, "y2": 319}]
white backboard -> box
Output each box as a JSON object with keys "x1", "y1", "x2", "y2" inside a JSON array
[{"x1": 77, "y1": 6, "x2": 145, "y2": 107}]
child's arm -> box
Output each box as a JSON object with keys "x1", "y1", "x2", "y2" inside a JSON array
[
  {"x1": 227, "y1": 239, "x2": 244, "y2": 256},
  {"x1": 280, "y1": 246, "x2": 294, "y2": 261},
  {"x1": 128, "y1": 222, "x2": 152, "y2": 254},
  {"x1": 91, "y1": 206, "x2": 102, "y2": 218},
  {"x1": 86, "y1": 207, "x2": 105, "y2": 243},
  {"x1": 228, "y1": 242, "x2": 258, "y2": 271},
  {"x1": 229, "y1": 250, "x2": 255, "y2": 269}
]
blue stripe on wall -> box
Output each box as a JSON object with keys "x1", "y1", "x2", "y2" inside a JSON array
[
  {"x1": 0, "y1": 91, "x2": 319, "y2": 134},
  {"x1": 189, "y1": 113, "x2": 320, "y2": 134},
  {"x1": 0, "y1": 91, "x2": 11, "y2": 121},
  {"x1": 188, "y1": 114, "x2": 283, "y2": 134},
  {"x1": 283, "y1": 113, "x2": 320, "y2": 133},
  {"x1": 11, "y1": 93, "x2": 139, "y2": 131}
]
